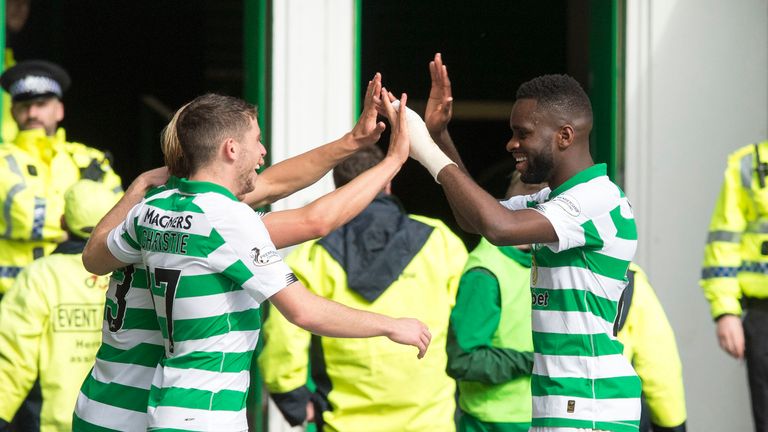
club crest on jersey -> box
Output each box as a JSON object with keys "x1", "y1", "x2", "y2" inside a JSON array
[{"x1": 250, "y1": 245, "x2": 281, "y2": 266}]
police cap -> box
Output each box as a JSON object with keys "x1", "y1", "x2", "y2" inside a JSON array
[{"x1": 0, "y1": 60, "x2": 71, "y2": 102}]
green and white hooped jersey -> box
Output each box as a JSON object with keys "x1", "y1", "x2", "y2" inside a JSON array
[
  {"x1": 500, "y1": 164, "x2": 640, "y2": 432},
  {"x1": 73, "y1": 185, "x2": 176, "y2": 432},
  {"x1": 104, "y1": 179, "x2": 293, "y2": 431},
  {"x1": 73, "y1": 263, "x2": 163, "y2": 432}
]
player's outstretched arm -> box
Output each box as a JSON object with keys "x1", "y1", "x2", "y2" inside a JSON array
[
  {"x1": 264, "y1": 90, "x2": 411, "y2": 249},
  {"x1": 438, "y1": 165, "x2": 556, "y2": 245},
  {"x1": 83, "y1": 167, "x2": 169, "y2": 275},
  {"x1": 243, "y1": 73, "x2": 387, "y2": 208},
  {"x1": 270, "y1": 281, "x2": 431, "y2": 359}
]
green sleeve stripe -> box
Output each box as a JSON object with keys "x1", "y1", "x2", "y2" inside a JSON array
[
  {"x1": 531, "y1": 374, "x2": 641, "y2": 399},
  {"x1": 531, "y1": 288, "x2": 618, "y2": 322},
  {"x1": 103, "y1": 300, "x2": 159, "y2": 330},
  {"x1": 533, "y1": 331, "x2": 624, "y2": 357},
  {"x1": 610, "y1": 205, "x2": 638, "y2": 240},
  {"x1": 146, "y1": 196, "x2": 204, "y2": 213},
  {"x1": 79, "y1": 374, "x2": 151, "y2": 412},
  {"x1": 164, "y1": 350, "x2": 255, "y2": 373},
  {"x1": 96, "y1": 342, "x2": 164, "y2": 367},
  {"x1": 161, "y1": 308, "x2": 261, "y2": 342},
  {"x1": 120, "y1": 231, "x2": 141, "y2": 251},
  {"x1": 580, "y1": 220, "x2": 604, "y2": 249},
  {"x1": 148, "y1": 385, "x2": 247, "y2": 411},
  {"x1": 532, "y1": 417, "x2": 640, "y2": 432},
  {"x1": 176, "y1": 273, "x2": 240, "y2": 298},
  {"x1": 221, "y1": 259, "x2": 254, "y2": 286},
  {"x1": 535, "y1": 247, "x2": 629, "y2": 281},
  {"x1": 72, "y1": 414, "x2": 122, "y2": 432}
]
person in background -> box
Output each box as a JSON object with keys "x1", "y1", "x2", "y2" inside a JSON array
[
  {"x1": 2, "y1": 0, "x2": 31, "y2": 142},
  {"x1": 259, "y1": 146, "x2": 467, "y2": 432},
  {"x1": 447, "y1": 171, "x2": 538, "y2": 432},
  {"x1": 617, "y1": 263, "x2": 687, "y2": 432},
  {"x1": 700, "y1": 140, "x2": 768, "y2": 432},
  {"x1": 0, "y1": 180, "x2": 120, "y2": 431},
  {"x1": 0, "y1": 60, "x2": 122, "y2": 296}
]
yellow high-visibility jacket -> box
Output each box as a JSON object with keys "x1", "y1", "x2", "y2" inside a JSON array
[
  {"x1": 260, "y1": 199, "x2": 466, "y2": 432},
  {"x1": 2, "y1": 48, "x2": 18, "y2": 143},
  {"x1": 618, "y1": 263, "x2": 687, "y2": 430},
  {"x1": 701, "y1": 141, "x2": 768, "y2": 318},
  {"x1": 0, "y1": 241, "x2": 109, "y2": 431},
  {"x1": 0, "y1": 128, "x2": 121, "y2": 294}
]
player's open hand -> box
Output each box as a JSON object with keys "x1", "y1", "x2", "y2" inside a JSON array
[
  {"x1": 387, "y1": 317, "x2": 432, "y2": 359},
  {"x1": 381, "y1": 89, "x2": 410, "y2": 164},
  {"x1": 350, "y1": 73, "x2": 387, "y2": 148},
  {"x1": 425, "y1": 53, "x2": 453, "y2": 137},
  {"x1": 132, "y1": 166, "x2": 170, "y2": 193}
]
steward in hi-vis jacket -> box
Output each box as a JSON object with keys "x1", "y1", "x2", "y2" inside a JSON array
[
  {"x1": 0, "y1": 60, "x2": 122, "y2": 295},
  {"x1": 701, "y1": 140, "x2": 768, "y2": 431}
]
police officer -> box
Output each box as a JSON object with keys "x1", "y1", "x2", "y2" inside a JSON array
[
  {"x1": 701, "y1": 140, "x2": 768, "y2": 431},
  {"x1": 0, "y1": 180, "x2": 119, "y2": 431},
  {"x1": 0, "y1": 60, "x2": 122, "y2": 296}
]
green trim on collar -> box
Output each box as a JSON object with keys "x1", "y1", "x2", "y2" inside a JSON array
[
  {"x1": 177, "y1": 178, "x2": 238, "y2": 201},
  {"x1": 499, "y1": 245, "x2": 532, "y2": 268},
  {"x1": 549, "y1": 163, "x2": 607, "y2": 198}
]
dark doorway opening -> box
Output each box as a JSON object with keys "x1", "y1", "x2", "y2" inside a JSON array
[{"x1": 361, "y1": 0, "x2": 591, "y2": 247}]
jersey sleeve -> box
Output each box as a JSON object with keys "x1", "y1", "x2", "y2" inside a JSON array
[
  {"x1": 532, "y1": 182, "x2": 620, "y2": 253},
  {"x1": 208, "y1": 200, "x2": 296, "y2": 303},
  {"x1": 106, "y1": 202, "x2": 144, "y2": 264},
  {"x1": 499, "y1": 187, "x2": 551, "y2": 211}
]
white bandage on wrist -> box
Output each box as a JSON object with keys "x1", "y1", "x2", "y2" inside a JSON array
[{"x1": 391, "y1": 100, "x2": 456, "y2": 183}]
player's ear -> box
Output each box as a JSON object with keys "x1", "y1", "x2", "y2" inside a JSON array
[{"x1": 557, "y1": 124, "x2": 574, "y2": 149}]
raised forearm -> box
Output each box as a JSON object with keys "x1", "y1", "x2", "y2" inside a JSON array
[
  {"x1": 265, "y1": 156, "x2": 402, "y2": 249},
  {"x1": 246, "y1": 133, "x2": 361, "y2": 208},
  {"x1": 437, "y1": 165, "x2": 554, "y2": 245},
  {"x1": 432, "y1": 129, "x2": 469, "y2": 175},
  {"x1": 82, "y1": 173, "x2": 160, "y2": 274}
]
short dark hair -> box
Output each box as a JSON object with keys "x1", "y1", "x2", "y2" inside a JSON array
[
  {"x1": 162, "y1": 93, "x2": 257, "y2": 177},
  {"x1": 333, "y1": 146, "x2": 384, "y2": 188},
  {"x1": 516, "y1": 74, "x2": 592, "y2": 121}
]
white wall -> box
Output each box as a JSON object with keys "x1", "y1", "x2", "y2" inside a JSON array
[
  {"x1": 268, "y1": 1, "x2": 356, "y2": 431},
  {"x1": 270, "y1": 0, "x2": 356, "y2": 214},
  {"x1": 625, "y1": 1, "x2": 768, "y2": 430}
]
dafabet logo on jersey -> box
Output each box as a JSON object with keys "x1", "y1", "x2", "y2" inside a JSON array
[{"x1": 250, "y1": 245, "x2": 281, "y2": 266}]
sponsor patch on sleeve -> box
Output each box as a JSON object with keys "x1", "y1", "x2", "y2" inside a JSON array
[
  {"x1": 546, "y1": 194, "x2": 581, "y2": 217},
  {"x1": 249, "y1": 245, "x2": 282, "y2": 266}
]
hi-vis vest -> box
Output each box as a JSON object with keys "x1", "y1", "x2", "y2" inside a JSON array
[
  {"x1": 0, "y1": 128, "x2": 122, "y2": 294},
  {"x1": 458, "y1": 238, "x2": 533, "y2": 424},
  {"x1": 701, "y1": 140, "x2": 768, "y2": 318}
]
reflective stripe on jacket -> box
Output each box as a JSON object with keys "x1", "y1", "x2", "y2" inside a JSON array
[
  {"x1": 0, "y1": 244, "x2": 109, "y2": 431},
  {"x1": 0, "y1": 128, "x2": 122, "y2": 293}
]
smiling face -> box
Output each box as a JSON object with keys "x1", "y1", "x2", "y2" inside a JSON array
[
  {"x1": 234, "y1": 118, "x2": 266, "y2": 198},
  {"x1": 506, "y1": 98, "x2": 557, "y2": 184}
]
